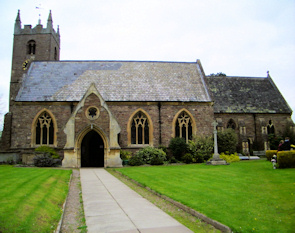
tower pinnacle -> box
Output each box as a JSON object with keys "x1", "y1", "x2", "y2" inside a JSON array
[
  {"x1": 14, "y1": 10, "x2": 21, "y2": 33},
  {"x1": 47, "y1": 10, "x2": 53, "y2": 30}
]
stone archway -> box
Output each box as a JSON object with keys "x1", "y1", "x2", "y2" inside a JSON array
[{"x1": 81, "y1": 130, "x2": 104, "y2": 167}]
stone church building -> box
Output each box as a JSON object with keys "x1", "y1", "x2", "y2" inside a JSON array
[{"x1": 0, "y1": 11, "x2": 293, "y2": 167}]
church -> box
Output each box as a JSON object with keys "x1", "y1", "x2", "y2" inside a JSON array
[{"x1": 0, "y1": 10, "x2": 293, "y2": 167}]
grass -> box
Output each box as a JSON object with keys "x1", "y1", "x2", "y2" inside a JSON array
[
  {"x1": 108, "y1": 169, "x2": 220, "y2": 233},
  {"x1": 0, "y1": 165, "x2": 72, "y2": 232},
  {"x1": 115, "y1": 160, "x2": 295, "y2": 233}
]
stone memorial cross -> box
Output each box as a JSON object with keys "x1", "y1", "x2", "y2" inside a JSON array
[{"x1": 212, "y1": 120, "x2": 220, "y2": 160}]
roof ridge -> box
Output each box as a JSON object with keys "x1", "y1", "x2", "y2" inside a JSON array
[{"x1": 31, "y1": 60, "x2": 198, "y2": 64}]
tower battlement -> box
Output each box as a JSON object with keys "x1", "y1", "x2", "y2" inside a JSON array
[{"x1": 14, "y1": 10, "x2": 60, "y2": 44}]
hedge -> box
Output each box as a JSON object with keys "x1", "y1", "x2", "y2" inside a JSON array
[
  {"x1": 277, "y1": 151, "x2": 295, "y2": 168},
  {"x1": 266, "y1": 150, "x2": 277, "y2": 161}
]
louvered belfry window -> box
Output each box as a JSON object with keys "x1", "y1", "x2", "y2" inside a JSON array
[
  {"x1": 36, "y1": 112, "x2": 54, "y2": 145},
  {"x1": 175, "y1": 111, "x2": 192, "y2": 143},
  {"x1": 131, "y1": 111, "x2": 149, "y2": 145},
  {"x1": 27, "y1": 40, "x2": 36, "y2": 55}
]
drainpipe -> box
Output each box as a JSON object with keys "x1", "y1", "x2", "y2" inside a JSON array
[
  {"x1": 158, "y1": 102, "x2": 162, "y2": 145},
  {"x1": 253, "y1": 113, "x2": 257, "y2": 146}
]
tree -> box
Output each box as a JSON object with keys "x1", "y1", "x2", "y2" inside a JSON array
[
  {"x1": 168, "y1": 137, "x2": 188, "y2": 161},
  {"x1": 217, "y1": 128, "x2": 238, "y2": 154},
  {"x1": 209, "y1": 72, "x2": 226, "y2": 77}
]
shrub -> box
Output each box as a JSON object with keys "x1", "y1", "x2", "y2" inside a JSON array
[
  {"x1": 35, "y1": 146, "x2": 60, "y2": 159},
  {"x1": 188, "y1": 136, "x2": 213, "y2": 163},
  {"x1": 128, "y1": 154, "x2": 144, "y2": 166},
  {"x1": 136, "y1": 147, "x2": 166, "y2": 165},
  {"x1": 277, "y1": 151, "x2": 295, "y2": 168},
  {"x1": 120, "y1": 150, "x2": 131, "y2": 160},
  {"x1": 268, "y1": 134, "x2": 283, "y2": 150},
  {"x1": 168, "y1": 137, "x2": 188, "y2": 160},
  {"x1": 166, "y1": 155, "x2": 178, "y2": 163},
  {"x1": 34, "y1": 146, "x2": 60, "y2": 167},
  {"x1": 181, "y1": 153, "x2": 194, "y2": 164},
  {"x1": 217, "y1": 128, "x2": 238, "y2": 154},
  {"x1": 158, "y1": 145, "x2": 168, "y2": 154},
  {"x1": 33, "y1": 153, "x2": 56, "y2": 167},
  {"x1": 150, "y1": 156, "x2": 164, "y2": 165},
  {"x1": 220, "y1": 152, "x2": 240, "y2": 163},
  {"x1": 266, "y1": 150, "x2": 277, "y2": 161}
]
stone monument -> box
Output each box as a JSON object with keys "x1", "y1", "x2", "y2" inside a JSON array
[{"x1": 207, "y1": 121, "x2": 228, "y2": 165}]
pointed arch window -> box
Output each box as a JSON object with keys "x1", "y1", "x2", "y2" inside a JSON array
[
  {"x1": 27, "y1": 40, "x2": 36, "y2": 55},
  {"x1": 35, "y1": 112, "x2": 54, "y2": 145},
  {"x1": 267, "y1": 120, "x2": 275, "y2": 134},
  {"x1": 175, "y1": 111, "x2": 192, "y2": 143},
  {"x1": 131, "y1": 111, "x2": 149, "y2": 145},
  {"x1": 227, "y1": 119, "x2": 236, "y2": 130}
]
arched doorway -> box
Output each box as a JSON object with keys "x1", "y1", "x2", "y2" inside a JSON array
[{"x1": 81, "y1": 130, "x2": 104, "y2": 167}]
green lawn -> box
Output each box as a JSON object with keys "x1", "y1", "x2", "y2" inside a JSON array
[
  {"x1": 0, "y1": 165, "x2": 72, "y2": 232},
  {"x1": 116, "y1": 160, "x2": 295, "y2": 233}
]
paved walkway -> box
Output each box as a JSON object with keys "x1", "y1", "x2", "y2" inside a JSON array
[{"x1": 80, "y1": 168, "x2": 192, "y2": 233}]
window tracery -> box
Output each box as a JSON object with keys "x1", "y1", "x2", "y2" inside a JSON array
[
  {"x1": 86, "y1": 106, "x2": 100, "y2": 120},
  {"x1": 131, "y1": 111, "x2": 149, "y2": 145},
  {"x1": 175, "y1": 111, "x2": 192, "y2": 143},
  {"x1": 35, "y1": 112, "x2": 54, "y2": 145}
]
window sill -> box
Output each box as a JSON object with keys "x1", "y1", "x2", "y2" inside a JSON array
[{"x1": 127, "y1": 144, "x2": 152, "y2": 149}]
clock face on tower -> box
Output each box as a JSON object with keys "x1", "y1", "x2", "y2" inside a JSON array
[{"x1": 22, "y1": 59, "x2": 30, "y2": 70}]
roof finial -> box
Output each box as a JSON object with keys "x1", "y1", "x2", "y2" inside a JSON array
[{"x1": 267, "y1": 70, "x2": 270, "y2": 78}]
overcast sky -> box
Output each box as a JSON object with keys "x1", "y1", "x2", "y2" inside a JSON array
[{"x1": 0, "y1": 0, "x2": 295, "y2": 127}]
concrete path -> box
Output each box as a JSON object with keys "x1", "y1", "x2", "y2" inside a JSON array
[{"x1": 80, "y1": 168, "x2": 192, "y2": 233}]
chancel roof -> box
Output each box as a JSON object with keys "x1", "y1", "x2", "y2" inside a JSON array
[
  {"x1": 16, "y1": 61, "x2": 212, "y2": 102},
  {"x1": 205, "y1": 76, "x2": 292, "y2": 114}
]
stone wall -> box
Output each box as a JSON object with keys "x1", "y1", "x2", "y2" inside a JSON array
[
  {"x1": 4, "y1": 99, "x2": 292, "y2": 159},
  {"x1": 215, "y1": 113, "x2": 293, "y2": 151},
  {"x1": 9, "y1": 103, "x2": 71, "y2": 150},
  {"x1": 3, "y1": 100, "x2": 214, "y2": 154},
  {"x1": 109, "y1": 102, "x2": 214, "y2": 149}
]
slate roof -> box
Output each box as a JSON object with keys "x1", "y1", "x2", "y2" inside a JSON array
[
  {"x1": 205, "y1": 76, "x2": 292, "y2": 114},
  {"x1": 16, "y1": 61, "x2": 212, "y2": 102}
]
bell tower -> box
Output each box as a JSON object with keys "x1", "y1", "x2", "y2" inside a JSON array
[{"x1": 9, "y1": 10, "x2": 60, "y2": 107}]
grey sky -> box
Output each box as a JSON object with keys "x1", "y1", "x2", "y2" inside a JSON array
[{"x1": 0, "y1": 0, "x2": 294, "y2": 127}]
